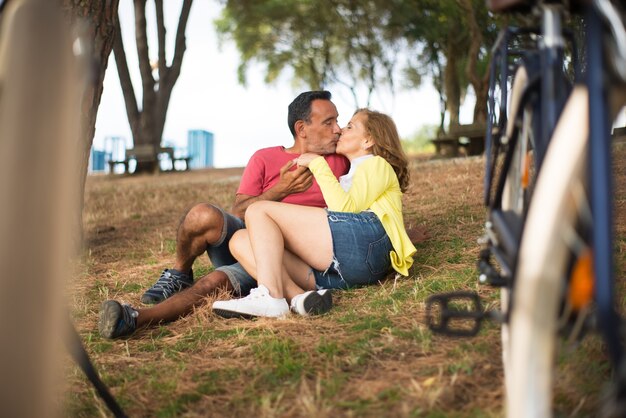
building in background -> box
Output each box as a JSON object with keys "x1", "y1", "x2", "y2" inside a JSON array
[
  {"x1": 88, "y1": 136, "x2": 127, "y2": 174},
  {"x1": 89, "y1": 148, "x2": 109, "y2": 173},
  {"x1": 187, "y1": 129, "x2": 214, "y2": 169}
]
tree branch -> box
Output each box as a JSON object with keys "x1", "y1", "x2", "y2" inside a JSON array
[
  {"x1": 458, "y1": 0, "x2": 482, "y2": 90},
  {"x1": 113, "y1": 17, "x2": 140, "y2": 139},
  {"x1": 155, "y1": 0, "x2": 166, "y2": 77},
  {"x1": 169, "y1": 0, "x2": 192, "y2": 81},
  {"x1": 134, "y1": 0, "x2": 154, "y2": 105},
  {"x1": 156, "y1": 0, "x2": 193, "y2": 139}
]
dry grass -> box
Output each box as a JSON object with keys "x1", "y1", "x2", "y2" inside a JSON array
[{"x1": 64, "y1": 145, "x2": 626, "y2": 417}]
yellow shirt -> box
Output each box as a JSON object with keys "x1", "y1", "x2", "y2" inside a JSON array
[{"x1": 309, "y1": 155, "x2": 417, "y2": 276}]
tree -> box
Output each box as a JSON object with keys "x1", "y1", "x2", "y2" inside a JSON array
[
  {"x1": 114, "y1": 0, "x2": 192, "y2": 173},
  {"x1": 458, "y1": 0, "x2": 492, "y2": 124},
  {"x1": 389, "y1": 0, "x2": 497, "y2": 130},
  {"x1": 216, "y1": 0, "x2": 496, "y2": 131},
  {"x1": 61, "y1": 0, "x2": 120, "y2": 239},
  {"x1": 215, "y1": 0, "x2": 400, "y2": 108}
]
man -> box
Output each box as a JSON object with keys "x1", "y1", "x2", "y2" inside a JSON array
[{"x1": 99, "y1": 91, "x2": 349, "y2": 339}]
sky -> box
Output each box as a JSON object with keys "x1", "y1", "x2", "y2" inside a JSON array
[{"x1": 94, "y1": 1, "x2": 471, "y2": 168}]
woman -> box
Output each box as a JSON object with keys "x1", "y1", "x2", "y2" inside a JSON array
[{"x1": 212, "y1": 109, "x2": 417, "y2": 318}]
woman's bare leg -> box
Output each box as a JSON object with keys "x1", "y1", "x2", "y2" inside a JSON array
[
  {"x1": 243, "y1": 202, "x2": 332, "y2": 298},
  {"x1": 229, "y1": 229, "x2": 317, "y2": 300}
]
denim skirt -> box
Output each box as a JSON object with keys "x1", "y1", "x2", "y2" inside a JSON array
[{"x1": 312, "y1": 210, "x2": 393, "y2": 289}]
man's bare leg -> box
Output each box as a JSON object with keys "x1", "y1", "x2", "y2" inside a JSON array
[
  {"x1": 142, "y1": 203, "x2": 232, "y2": 304},
  {"x1": 100, "y1": 204, "x2": 243, "y2": 338},
  {"x1": 173, "y1": 203, "x2": 228, "y2": 273},
  {"x1": 137, "y1": 270, "x2": 234, "y2": 327},
  {"x1": 100, "y1": 270, "x2": 236, "y2": 339}
]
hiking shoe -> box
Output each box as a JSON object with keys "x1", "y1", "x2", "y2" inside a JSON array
[
  {"x1": 212, "y1": 285, "x2": 289, "y2": 319},
  {"x1": 290, "y1": 289, "x2": 333, "y2": 316},
  {"x1": 99, "y1": 300, "x2": 138, "y2": 339},
  {"x1": 140, "y1": 268, "x2": 193, "y2": 304}
]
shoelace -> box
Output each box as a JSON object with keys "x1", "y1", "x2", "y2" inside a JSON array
[
  {"x1": 152, "y1": 271, "x2": 187, "y2": 297},
  {"x1": 247, "y1": 286, "x2": 270, "y2": 299}
]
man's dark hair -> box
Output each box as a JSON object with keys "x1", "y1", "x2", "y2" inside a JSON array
[{"x1": 287, "y1": 90, "x2": 332, "y2": 137}]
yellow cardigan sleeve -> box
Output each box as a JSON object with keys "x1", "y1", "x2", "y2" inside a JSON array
[{"x1": 308, "y1": 156, "x2": 394, "y2": 212}]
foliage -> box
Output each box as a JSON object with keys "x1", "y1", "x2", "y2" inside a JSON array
[
  {"x1": 401, "y1": 124, "x2": 438, "y2": 154},
  {"x1": 215, "y1": 0, "x2": 498, "y2": 126},
  {"x1": 215, "y1": 0, "x2": 403, "y2": 107},
  {"x1": 388, "y1": 0, "x2": 499, "y2": 126}
]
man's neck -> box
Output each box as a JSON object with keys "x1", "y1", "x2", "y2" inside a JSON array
[{"x1": 283, "y1": 140, "x2": 307, "y2": 154}]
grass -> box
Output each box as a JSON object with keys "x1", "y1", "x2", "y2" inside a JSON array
[{"x1": 63, "y1": 148, "x2": 626, "y2": 417}]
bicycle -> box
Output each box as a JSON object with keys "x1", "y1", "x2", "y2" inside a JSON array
[{"x1": 425, "y1": 0, "x2": 626, "y2": 416}]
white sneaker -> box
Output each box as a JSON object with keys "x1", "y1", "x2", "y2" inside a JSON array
[
  {"x1": 290, "y1": 289, "x2": 333, "y2": 316},
  {"x1": 212, "y1": 285, "x2": 289, "y2": 319}
]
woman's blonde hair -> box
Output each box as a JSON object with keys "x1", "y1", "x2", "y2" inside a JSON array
[{"x1": 356, "y1": 109, "x2": 410, "y2": 192}]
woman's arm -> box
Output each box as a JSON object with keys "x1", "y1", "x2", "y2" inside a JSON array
[{"x1": 306, "y1": 156, "x2": 395, "y2": 212}]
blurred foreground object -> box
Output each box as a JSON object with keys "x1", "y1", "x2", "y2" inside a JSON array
[{"x1": 0, "y1": 0, "x2": 80, "y2": 415}]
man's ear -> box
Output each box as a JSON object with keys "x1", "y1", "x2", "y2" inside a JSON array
[{"x1": 294, "y1": 120, "x2": 306, "y2": 138}]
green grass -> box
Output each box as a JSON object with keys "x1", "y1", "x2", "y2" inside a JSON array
[{"x1": 65, "y1": 153, "x2": 623, "y2": 417}]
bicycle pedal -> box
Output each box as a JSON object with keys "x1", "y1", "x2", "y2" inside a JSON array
[{"x1": 426, "y1": 291, "x2": 485, "y2": 337}]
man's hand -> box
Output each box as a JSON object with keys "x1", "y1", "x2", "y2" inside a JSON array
[
  {"x1": 277, "y1": 160, "x2": 313, "y2": 194},
  {"x1": 230, "y1": 160, "x2": 314, "y2": 218}
]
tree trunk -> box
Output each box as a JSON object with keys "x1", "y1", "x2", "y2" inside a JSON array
[
  {"x1": 0, "y1": 0, "x2": 84, "y2": 414},
  {"x1": 62, "y1": 0, "x2": 120, "y2": 241},
  {"x1": 473, "y1": 79, "x2": 489, "y2": 124},
  {"x1": 114, "y1": 0, "x2": 193, "y2": 174},
  {"x1": 459, "y1": 0, "x2": 489, "y2": 125},
  {"x1": 444, "y1": 36, "x2": 461, "y2": 129}
]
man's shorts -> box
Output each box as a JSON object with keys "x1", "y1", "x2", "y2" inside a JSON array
[{"x1": 207, "y1": 206, "x2": 256, "y2": 296}]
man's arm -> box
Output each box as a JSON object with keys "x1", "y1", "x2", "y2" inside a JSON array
[{"x1": 231, "y1": 160, "x2": 313, "y2": 218}]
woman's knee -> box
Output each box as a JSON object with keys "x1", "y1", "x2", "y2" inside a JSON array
[
  {"x1": 228, "y1": 229, "x2": 248, "y2": 259},
  {"x1": 244, "y1": 201, "x2": 272, "y2": 224}
]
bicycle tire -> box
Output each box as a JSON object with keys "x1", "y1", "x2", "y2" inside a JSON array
[
  {"x1": 506, "y1": 87, "x2": 590, "y2": 418},
  {"x1": 499, "y1": 62, "x2": 540, "y2": 413}
]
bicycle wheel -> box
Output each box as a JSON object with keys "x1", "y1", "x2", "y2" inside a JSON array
[
  {"x1": 506, "y1": 87, "x2": 590, "y2": 417},
  {"x1": 499, "y1": 63, "x2": 539, "y2": 407}
]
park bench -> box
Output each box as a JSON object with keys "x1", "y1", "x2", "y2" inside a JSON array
[
  {"x1": 431, "y1": 123, "x2": 487, "y2": 157},
  {"x1": 108, "y1": 145, "x2": 191, "y2": 174},
  {"x1": 613, "y1": 126, "x2": 626, "y2": 142},
  {"x1": 431, "y1": 124, "x2": 625, "y2": 157}
]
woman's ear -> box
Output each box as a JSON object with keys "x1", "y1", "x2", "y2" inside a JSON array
[{"x1": 362, "y1": 138, "x2": 374, "y2": 151}]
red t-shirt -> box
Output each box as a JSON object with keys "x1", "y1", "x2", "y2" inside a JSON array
[{"x1": 237, "y1": 146, "x2": 349, "y2": 207}]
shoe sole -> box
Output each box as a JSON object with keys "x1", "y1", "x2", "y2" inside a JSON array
[
  {"x1": 212, "y1": 308, "x2": 289, "y2": 320},
  {"x1": 140, "y1": 294, "x2": 162, "y2": 305},
  {"x1": 99, "y1": 301, "x2": 122, "y2": 339},
  {"x1": 303, "y1": 290, "x2": 333, "y2": 315},
  {"x1": 212, "y1": 308, "x2": 258, "y2": 320}
]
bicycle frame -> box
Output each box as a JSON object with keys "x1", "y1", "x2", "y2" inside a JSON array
[
  {"x1": 427, "y1": 1, "x2": 626, "y2": 414},
  {"x1": 586, "y1": 0, "x2": 624, "y2": 369}
]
